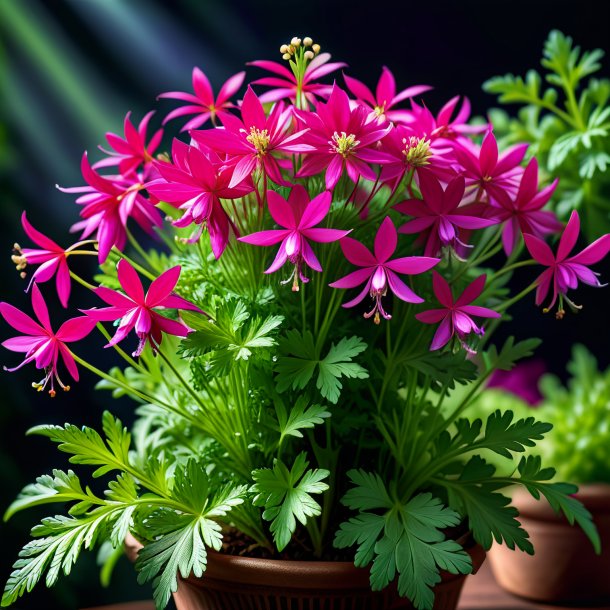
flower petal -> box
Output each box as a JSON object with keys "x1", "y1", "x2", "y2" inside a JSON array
[
  {"x1": 146, "y1": 266, "x2": 181, "y2": 308},
  {"x1": 374, "y1": 217, "x2": 397, "y2": 263},
  {"x1": 557, "y1": 211, "x2": 580, "y2": 262},
  {"x1": 455, "y1": 274, "x2": 487, "y2": 307},
  {"x1": 432, "y1": 271, "x2": 453, "y2": 308},
  {"x1": 430, "y1": 316, "x2": 453, "y2": 351},
  {"x1": 117, "y1": 259, "x2": 145, "y2": 304}
]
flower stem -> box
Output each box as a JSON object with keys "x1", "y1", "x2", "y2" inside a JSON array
[{"x1": 69, "y1": 271, "x2": 96, "y2": 291}]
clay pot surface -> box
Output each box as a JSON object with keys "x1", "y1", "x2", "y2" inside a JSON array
[
  {"x1": 488, "y1": 483, "x2": 610, "y2": 605},
  {"x1": 126, "y1": 533, "x2": 485, "y2": 610}
]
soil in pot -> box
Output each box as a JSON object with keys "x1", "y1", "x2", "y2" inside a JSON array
[{"x1": 488, "y1": 483, "x2": 610, "y2": 605}]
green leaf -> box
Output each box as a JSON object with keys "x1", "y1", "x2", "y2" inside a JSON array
[
  {"x1": 335, "y1": 487, "x2": 470, "y2": 610},
  {"x1": 275, "y1": 396, "x2": 330, "y2": 442},
  {"x1": 28, "y1": 412, "x2": 131, "y2": 478},
  {"x1": 251, "y1": 453, "x2": 329, "y2": 551},
  {"x1": 579, "y1": 151, "x2": 610, "y2": 179},
  {"x1": 441, "y1": 456, "x2": 533, "y2": 553},
  {"x1": 341, "y1": 469, "x2": 394, "y2": 511},
  {"x1": 136, "y1": 514, "x2": 213, "y2": 609},
  {"x1": 481, "y1": 410, "x2": 552, "y2": 459},
  {"x1": 516, "y1": 456, "x2": 601, "y2": 553},
  {"x1": 4, "y1": 470, "x2": 99, "y2": 521},
  {"x1": 275, "y1": 332, "x2": 368, "y2": 404},
  {"x1": 483, "y1": 70, "x2": 545, "y2": 106},
  {"x1": 482, "y1": 337, "x2": 541, "y2": 373}
]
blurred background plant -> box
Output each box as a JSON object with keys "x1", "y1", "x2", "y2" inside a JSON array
[
  {"x1": 485, "y1": 31, "x2": 610, "y2": 241},
  {"x1": 475, "y1": 345, "x2": 610, "y2": 485},
  {"x1": 0, "y1": 0, "x2": 608, "y2": 608}
]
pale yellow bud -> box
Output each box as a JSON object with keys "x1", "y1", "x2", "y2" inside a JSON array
[
  {"x1": 303, "y1": 37, "x2": 313, "y2": 47},
  {"x1": 312, "y1": 43, "x2": 321, "y2": 54},
  {"x1": 280, "y1": 44, "x2": 289, "y2": 54},
  {"x1": 290, "y1": 37, "x2": 301, "y2": 47},
  {"x1": 282, "y1": 52, "x2": 291, "y2": 61},
  {"x1": 304, "y1": 50, "x2": 314, "y2": 60}
]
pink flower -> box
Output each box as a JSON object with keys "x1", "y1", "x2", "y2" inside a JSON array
[
  {"x1": 249, "y1": 53, "x2": 346, "y2": 105},
  {"x1": 415, "y1": 272, "x2": 500, "y2": 351},
  {"x1": 343, "y1": 66, "x2": 431, "y2": 123},
  {"x1": 16, "y1": 213, "x2": 72, "y2": 308},
  {"x1": 491, "y1": 157, "x2": 562, "y2": 255},
  {"x1": 239, "y1": 186, "x2": 350, "y2": 290},
  {"x1": 0, "y1": 284, "x2": 97, "y2": 396},
  {"x1": 82, "y1": 260, "x2": 203, "y2": 357},
  {"x1": 59, "y1": 153, "x2": 163, "y2": 263},
  {"x1": 159, "y1": 67, "x2": 245, "y2": 131},
  {"x1": 192, "y1": 87, "x2": 312, "y2": 188},
  {"x1": 454, "y1": 130, "x2": 528, "y2": 204},
  {"x1": 329, "y1": 217, "x2": 439, "y2": 323},
  {"x1": 94, "y1": 111, "x2": 163, "y2": 179},
  {"x1": 394, "y1": 170, "x2": 495, "y2": 256},
  {"x1": 296, "y1": 85, "x2": 394, "y2": 190},
  {"x1": 523, "y1": 211, "x2": 610, "y2": 315},
  {"x1": 147, "y1": 140, "x2": 253, "y2": 257}
]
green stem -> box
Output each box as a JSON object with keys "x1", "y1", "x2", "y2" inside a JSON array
[
  {"x1": 70, "y1": 271, "x2": 96, "y2": 291},
  {"x1": 126, "y1": 226, "x2": 155, "y2": 269},
  {"x1": 157, "y1": 348, "x2": 209, "y2": 413},
  {"x1": 95, "y1": 322, "x2": 147, "y2": 374},
  {"x1": 492, "y1": 259, "x2": 537, "y2": 281},
  {"x1": 110, "y1": 248, "x2": 156, "y2": 281},
  {"x1": 495, "y1": 281, "x2": 538, "y2": 313}
]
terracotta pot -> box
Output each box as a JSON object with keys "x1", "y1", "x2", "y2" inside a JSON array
[
  {"x1": 126, "y1": 533, "x2": 485, "y2": 610},
  {"x1": 488, "y1": 483, "x2": 610, "y2": 604}
]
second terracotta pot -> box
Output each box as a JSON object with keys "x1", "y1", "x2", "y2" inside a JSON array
[{"x1": 488, "y1": 483, "x2": 610, "y2": 605}]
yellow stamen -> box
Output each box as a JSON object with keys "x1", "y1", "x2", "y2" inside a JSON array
[
  {"x1": 402, "y1": 136, "x2": 432, "y2": 167},
  {"x1": 330, "y1": 131, "x2": 360, "y2": 157},
  {"x1": 246, "y1": 127, "x2": 271, "y2": 156}
]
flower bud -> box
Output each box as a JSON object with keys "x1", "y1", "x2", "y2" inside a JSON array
[
  {"x1": 282, "y1": 52, "x2": 291, "y2": 61},
  {"x1": 280, "y1": 44, "x2": 289, "y2": 54},
  {"x1": 304, "y1": 50, "x2": 314, "y2": 61},
  {"x1": 303, "y1": 37, "x2": 313, "y2": 47},
  {"x1": 290, "y1": 37, "x2": 301, "y2": 48},
  {"x1": 312, "y1": 43, "x2": 321, "y2": 54}
]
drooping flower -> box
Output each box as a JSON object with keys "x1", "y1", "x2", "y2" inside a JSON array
[
  {"x1": 192, "y1": 87, "x2": 312, "y2": 188},
  {"x1": 296, "y1": 85, "x2": 394, "y2": 190},
  {"x1": 82, "y1": 260, "x2": 203, "y2": 357},
  {"x1": 59, "y1": 153, "x2": 163, "y2": 263},
  {"x1": 159, "y1": 67, "x2": 245, "y2": 131},
  {"x1": 147, "y1": 140, "x2": 253, "y2": 257},
  {"x1": 14, "y1": 213, "x2": 72, "y2": 308},
  {"x1": 454, "y1": 130, "x2": 528, "y2": 204},
  {"x1": 523, "y1": 211, "x2": 610, "y2": 316},
  {"x1": 0, "y1": 283, "x2": 97, "y2": 396},
  {"x1": 329, "y1": 217, "x2": 439, "y2": 323},
  {"x1": 94, "y1": 111, "x2": 163, "y2": 179},
  {"x1": 343, "y1": 66, "x2": 431, "y2": 123},
  {"x1": 491, "y1": 157, "x2": 562, "y2": 255},
  {"x1": 249, "y1": 52, "x2": 346, "y2": 105},
  {"x1": 415, "y1": 272, "x2": 500, "y2": 351},
  {"x1": 394, "y1": 170, "x2": 495, "y2": 256},
  {"x1": 239, "y1": 186, "x2": 350, "y2": 290}
]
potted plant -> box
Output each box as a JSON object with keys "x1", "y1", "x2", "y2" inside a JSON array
[
  {"x1": 476, "y1": 346, "x2": 610, "y2": 604},
  {"x1": 1, "y1": 36, "x2": 607, "y2": 610}
]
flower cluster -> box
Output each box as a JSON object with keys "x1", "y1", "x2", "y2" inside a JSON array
[{"x1": 4, "y1": 36, "x2": 610, "y2": 397}]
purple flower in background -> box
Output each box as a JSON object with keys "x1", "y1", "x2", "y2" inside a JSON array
[
  {"x1": 239, "y1": 186, "x2": 349, "y2": 290},
  {"x1": 159, "y1": 67, "x2": 245, "y2": 131},
  {"x1": 488, "y1": 360, "x2": 546, "y2": 405},
  {"x1": 524, "y1": 210, "x2": 610, "y2": 315},
  {"x1": 415, "y1": 272, "x2": 500, "y2": 351},
  {"x1": 330, "y1": 217, "x2": 439, "y2": 323}
]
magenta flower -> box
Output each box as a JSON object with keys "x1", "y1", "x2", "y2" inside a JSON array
[
  {"x1": 159, "y1": 67, "x2": 245, "y2": 131},
  {"x1": 0, "y1": 284, "x2": 97, "y2": 396},
  {"x1": 523, "y1": 211, "x2": 610, "y2": 315},
  {"x1": 239, "y1": 186, "x2": 350, "y2": 290},
  {"x1": 492, "y1": 157, "x2": 562, "y2": 255},
  {"x1": 415, "y1": 272, "x2": 500, "y2": 351},
  {"x1": 16, "y1": 213, "x2": 72, "y2": 308},
  {"x1": 394, "y1": 170, "x2": 495, "y2": 256},
  {"x1": 94, "y1": 111, "x2": 163, "y2": 179},
  {"x1": 192, "y1": 87, "x2": 312, "y2": 188},
  {"x1": 409, "y1": 95, "x2": 485, "y2": 140},
  {"x1": 296, "y1": 85, "x2": 394, "y2": 190},
  {"x1": 82, "y1": 260, "x2": 202, "y2": 357},
  {"x1": 147, "y1": 140, "x2": 253, "y2": 257},
  {"x1": 454, "y1": 130, "x2": 528, "y2": 204},
  {"x1": 59, "y1": 153, "x2": 163, "y2": 263},
  {"x1": 343, "y1": 66, "x2": 431, "y2": 123},
  {"x1": 329, "y1": 217, "x2": 439, "y2": 323},
  {"x1": 249, "y1": 53, "x2": 346, "y2": 105}
]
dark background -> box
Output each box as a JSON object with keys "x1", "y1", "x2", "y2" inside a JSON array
[{"x1": 0, "y1": 1, "x2": 609, "y2": 608}]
